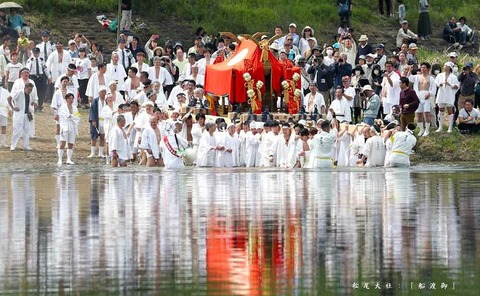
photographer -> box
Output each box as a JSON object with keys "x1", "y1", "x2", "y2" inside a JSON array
[
  {"x1": 160, "y1": 56, "x2": 178, "y2": 96},
  {"x1": 307, "y1": 54, "x2": 333, "y2": 104},
  {"x1": 296, "y1": 57, "x2": 311, "y2": 95},
  {"x1": 458, "y1": 62, "x2": 477, "y2": 111},
  {"x1": 361, "y1": 85, "x2": 380, "y2": 126},
  {"x1": 332, "y1": 52, "x2": 352, "y2": 89}
]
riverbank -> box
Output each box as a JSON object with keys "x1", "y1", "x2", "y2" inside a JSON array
[{"x1": 0, "y1": 106, "x2": 478, "y2": 167}]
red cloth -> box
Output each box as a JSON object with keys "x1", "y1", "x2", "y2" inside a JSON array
[{"x1": 204, "y1": 40, "x2": 264, "y2": 103}]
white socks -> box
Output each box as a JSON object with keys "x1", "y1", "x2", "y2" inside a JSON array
[
  {"x1": 57, "y1": 148, "x2": 64, "y2": 165},
  {"x1": 55, "y1": 135, "x2": 60, "y2": 148},
  {"x1": 436, "y1": 112, "x2": 445, "y2": 132},
  {"x1": 447, "y1": 114, "x2": 454, "y2": 133},
  {"x1": 423, "y1": 122, "x2": 430, "y2": 136},
  {"x1": 417, "y1": 122, "x2": 424, "y2": 136},
  {"x1": 88, "y1": 146, "x2": 96, "y2": 158},
  {"x1": 67, "y1": 149, "x2": 74, "y2": 164},
  {"x1": 98, "y1": 146, "x2": 105, "y2": 157}
]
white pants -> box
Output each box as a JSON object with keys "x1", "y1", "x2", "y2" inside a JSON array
[
  {"x1": 11, "y1": 114, "x2": 32, "y2": 148},
  {"x1": 14, "y1": 26, "x2": 30, "y2": 36},
  {"x1": 60, "y1": 130, "x2": 76, "y2": 144},
  {"x1": 120, "y1": 10, "x2": 132, "y2": 31}
]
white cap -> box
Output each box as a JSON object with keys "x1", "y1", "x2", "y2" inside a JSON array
[
  {"x1": 448, "y1": 52, "x2": 458, "y2": 58},
  {"x1": 289, "y1": 23, "x2": 296, "y2": 28},
  {"x1": 256, "y1": 122, "x2": 265, "y2": 129},
  {"x1": 68, "y1": 40, "x2": 76, "y2": 45},
  {"x1": 143, "y1": 101, "x2": 154, "y2": 107},
  {"x1": 98, "y1": 86, "x2": 107, "y2": 93}
]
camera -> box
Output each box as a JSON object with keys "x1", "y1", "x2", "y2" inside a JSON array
[{"x1": 339, "y1": 58, "x2": 344, "y2": 63}]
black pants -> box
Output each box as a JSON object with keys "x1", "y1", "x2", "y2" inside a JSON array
[
  {"x1": 458, "y1": 123, "x2": 480, "y2": 133},
  {"x1": 78, "y1": 79, "x2": 89, "y2": 105},
  {"x1": 378, "y1": 0, "x2": 392, "y2": 15},
  {"x1": 31, "y1": 76, "x2": 47, "y2": 110}
]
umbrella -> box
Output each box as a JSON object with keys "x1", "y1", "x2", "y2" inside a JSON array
[{"x1": 0, "y1": 2, "x2": 23, "y2": 9}]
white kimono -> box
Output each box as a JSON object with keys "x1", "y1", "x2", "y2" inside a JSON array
[
  {"x1": 54, "y1": 74, "x2": 79, "y2": 106},
  {"x1": 102, "y1": 105, "x2": 115, "y2": 143},
  {"x1": 327, "y1": 98, "x2": 351, "y2": 123},
  {"x1": 58, "y1": 103, "x2": 80, "y2": 142},
  {"x1": 109, "y1": 124, "x2": 132, "y2": 160},
  {"x1": 435, "y1": 73, "x2": 460, "y2": 105},
  {"x1": 216, "y1": 131, "x2": 238, "y2": 167},
  {"x1": 10, "y1": 90, "x2": 36, "y2": 149},
  {"x1": 46, "y1": 51, "x2": 72, "y2": 82},
  {"x1": 309, "y1": 129, "x2": 337, "y2": 168},
  {"x1": 140, "y1": 125, "x2": 161, "y2": 159},
  {"x1": 196, "y1": 132, "x2": 217, "y2": 167},
  {"x1": 86, "y1": 72, "x2": 109, "y2": 99},
  {"x1": 275, "y1": 135, "x2": 296, "y2": 168},
  {"x1": 244, "y1": 131, "x2": 259, "y2": 167},
  {"x1": 50, "y1": 89, "x2": 66, "y2": 117},
  {"x1": 361, "y1": 135, "x2": 386, "y2": 167},
  {"x1": 385, "y1": 130, "x2": 416, "y2": 167},
  {"x1": 0, "y1": 87, "x2": 11, "y2": 121},
  {"x1": 161, "y1": 131, "x2": 188, "y2": 169},
  {"x1": 106, "y1": 63, "x2": 127, "y2": 83},
  {"x1": 336, "y1": 132, "x2": 351, "y2": 167},
  {"x1": 259, "y1": 132, "x2": 278, "y2": 167}
]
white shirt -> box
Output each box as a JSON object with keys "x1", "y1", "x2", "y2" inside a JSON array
[{"x1": 327, "y1": 98, "x2": 352, "y2": 123}]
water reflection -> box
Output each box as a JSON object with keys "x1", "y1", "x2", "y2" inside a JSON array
[{"x1": 0, "y1": 168, "x2": 479, "y2": 295}]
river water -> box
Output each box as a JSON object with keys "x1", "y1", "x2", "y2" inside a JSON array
[{"x1": 0, "y1": 165, "x2": 479, "y2": 295}]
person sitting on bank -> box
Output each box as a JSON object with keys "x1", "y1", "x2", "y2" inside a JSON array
[
  {"x1": 396, "y1": 20, "x2": 418, "y2": 48},
  {"x1": 7, "y1": 9, "x2": 30, "y2": 37},
  {"x1": 457, "y1": 98, "x2": 480, "y2": 134}
]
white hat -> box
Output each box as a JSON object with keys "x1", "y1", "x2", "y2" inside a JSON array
[
  {"x1": 298, "y1": 119, "x2": 307, "y2": 126},
  {"x1": 448, "y1": 52, "x2": 458, "y2": 58},
  {"x1": 249, "y1": 121, "x2": 256, "y2": 129},
  {"x1": 108, "y1": 80, "x2": 117, "y2": 87},
  {"x1": 269, "y1": 43, "x2": 279, "y2": 51},
  {"x1": 444, "y1": 61, "x2": 455, "y2": 69},
  {"x1": 227, "y1": 122, "x2": 235, "y2": 129},
  {"x1": 256, "y1": 122, "x2": 265, "y2": 129},
  {"x1": 98, "y1": 86, "x2": 107, "y2": 93},
  {"x1": 261, "y1": 35, "x2": 268, "y2": 40},
  {"x1": 362, "y1": 85, "x2": 374, "y2": 91},
  {"x1": 366, "y1": 53, "x2": 376, "y2": 58},
  {"x1": 68, "y1": 40, "x2": 75, "y2": 45},
  {"x1": 172, "y1": 108, "x2": 181, "y2": 114},
  {"x1": 289, "y1": 23, "x2": 296, "y2": 28},
  {"x1": 358, "y1": 35, "x2": 368, "y2": 42},
  {"x1": 143, "y1": 101, "x2": 154, "y2": 107}
]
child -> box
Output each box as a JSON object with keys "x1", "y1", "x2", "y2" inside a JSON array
[
  {"x1": 16, "y1": 31, "x2": 29, "y2": 65},
  {"x1": 5, "y1": 51, "x2": 21, "y2": 92}
]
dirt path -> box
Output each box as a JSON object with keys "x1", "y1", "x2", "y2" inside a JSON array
[{"x1": 0, "y1": 106, "x2": 106, "y2": 167}]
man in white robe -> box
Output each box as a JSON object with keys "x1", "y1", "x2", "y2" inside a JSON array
[
  {"x1": 327, "y1": 87, "x2": 351, "y2": 123},
  {"x1": 161, "y1": 120, "x2": 188, "y2": 169},
  {"x1": 140, "y1": 116, "x2": 162, "y2": 166},
  {"x1": 244, "y1": 121, "x2": 259, "y2": 168},
  {"x1": 109, "y1": 114, "x2": 131, "y2": 167},
  {"x1": 309, "y1": 120, "x2": 338, "y2": 168},
  {"x1": 385, "y1": 123, "x2": 417, "y2": 167},
  {"x1": 86, "y1": 62, "x2": 109, "y2": 103},
  {"x1": 8, "y1": 83, "x2": 36, "y2": 150}
]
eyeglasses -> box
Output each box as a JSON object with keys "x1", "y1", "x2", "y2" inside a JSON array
[{"x1": 287, "y1": 39, "x2": 293, "y2": 41}]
